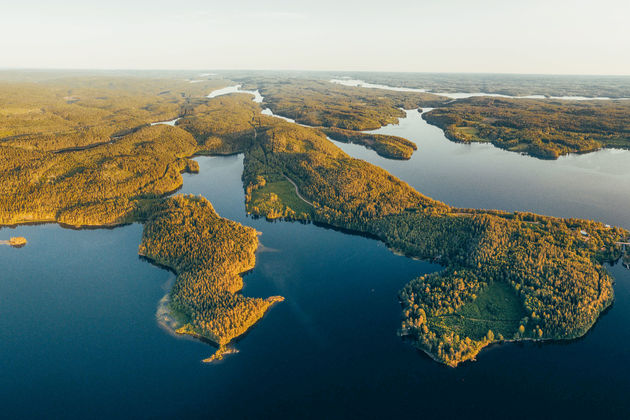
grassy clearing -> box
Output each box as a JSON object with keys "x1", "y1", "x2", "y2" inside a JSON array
[
  {"x1": 248, "y1": 177, "x2": 314, "y2": 219},
  {"x1": 429, "y1": 281, "x2": 526, "y2": 341},
  {"x1": 453, "y1": 126, "x2": 484, "y2": 142}
]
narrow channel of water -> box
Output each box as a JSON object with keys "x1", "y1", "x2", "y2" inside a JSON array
[{"x1": 150, "y1": 117, "x2": 180, "y2": 126}]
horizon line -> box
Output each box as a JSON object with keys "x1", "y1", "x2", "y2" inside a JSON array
[{"x1": 1, "y1": 67, "x2": 630, "y2": 78}]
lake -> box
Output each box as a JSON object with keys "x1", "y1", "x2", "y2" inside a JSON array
[
  {"x1": 1, "y1": 105, "x2": 630, "y2": 418},
  {"x1": 330, "y1": 78, "x2": 630, "y2": 100}
]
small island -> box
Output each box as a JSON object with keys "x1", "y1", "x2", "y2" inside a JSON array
[
  {"x1": 10, "y1": 237, "x2": 27, "y2": 247},
  {"x1": 0, "y1": 236, "x2": 27, "y2": 248},
  {"x1": 321, "y1": 127, "x2": 417, "y2": 160},
  {"x1": 202, "y1": 346, "x2": 239, "y2": 363}
]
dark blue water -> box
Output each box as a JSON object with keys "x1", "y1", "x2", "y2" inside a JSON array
[{"x1": 2, "y1": 115, "x2": 630, "y2": 418}]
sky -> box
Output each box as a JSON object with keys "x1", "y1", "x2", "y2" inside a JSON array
[{"x1": 0, "y1": 0, "x2": 629, "y2": 75}]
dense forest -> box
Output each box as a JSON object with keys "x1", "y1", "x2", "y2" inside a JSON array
[
  {"x1": 0, "y1": 123, "x2": 200, "y2": 226},
  {"x1": 423, "y1": 97, "x2": 630, "y2": 159},
  {"x1": 139, "y1": 195, "x2": 282, "y2": 357},
  {"x1": 175, "y1": 93, "x2": 261, "y2": 155},
  {"x1": 238, "y1": 78, "x2": 448, "y2": 130},
  {"x1": 0, "y1": 82, "x2": 262, "y2": 226},
  {"x1": 1, "y1": 73, "x2": 628, "y2": 366},
  {"x1": 0, "y1": 77, "x2": 227, "y2": 151}
]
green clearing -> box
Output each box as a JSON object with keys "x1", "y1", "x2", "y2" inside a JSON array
[
  {"x1": 429, "y1": 281, "x2": 526, "y2": 341},
  {"x1": 248, "y1": 176, "x2": 314, "y2": 220},
  {"x1": 453, "y1": 126, "x2": 484, "y2": 142}
]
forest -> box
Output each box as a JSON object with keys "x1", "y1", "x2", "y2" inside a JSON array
[
  {"x1": 238, "y1": 77, "x2": 448, "y2": 130},
  {"x1": 138, "y1": 195, "x2": 282, "y2": 357},
  {"x1": 1, "y1": 73, "x2": 628, "y2": 365},
  {"x1": 423, "y1": 97, "x2": 630, "y2": 159},
  {"x1": 0, "y1": 81, "x2": 261, "y2": 226},
  {"x1": 320, "y1": 127, "x2": 417, "y2": 159}
]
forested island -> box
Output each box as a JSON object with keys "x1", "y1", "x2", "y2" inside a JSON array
[
  {"x1": 320, "y1": 127, "x2": 417, "y2": 160},
  {"x1": 1, "y1": 71, "x2": 628, "y2": 365},
  {"x1": 0, "y1": 237, "x2": 27, "y2": 247}
]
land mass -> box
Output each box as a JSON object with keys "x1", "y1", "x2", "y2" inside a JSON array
[
  {"x1": 1, "y1": 72, "x2": 628, "y2": 366},
  {"x1": 320, "y1": 127, "x2": 417, "y2": 160},
  {"x1": 0, "y1": 236, "x2": 28, "y2": 247},
  {"x1": 324, "y1": 72, "x2": 630, "y2": 98},
  {"x1": 138, "y1": 195, "x2": 283, "y2": 356},
  {"x1": 423, "y1": 97, "x2": 630, "y2": 159},
  {"x1": 236, "y1": 112, "x2": 626, "y2": 366}
]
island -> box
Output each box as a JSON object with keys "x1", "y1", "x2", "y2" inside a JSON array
[
  {"x1": 0, "y1": 72, "x2": 628, "y2": 366},
  {"x1": 320, "y1": 127, "x2": 417, "y2": 160},
  {"x1": 10, "y1": 236, "x2": 27, "y2": 247},
  {"x1": 1, "y1": 236, "x2": 28, "y2": 247}
]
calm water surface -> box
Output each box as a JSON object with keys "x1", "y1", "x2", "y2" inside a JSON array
[
  {"x1": 333, "y1": 109, "x2": 630, "y2": 227},
  {"x1": 1, "y1": 108, "x2": 630, "y2": 418}
]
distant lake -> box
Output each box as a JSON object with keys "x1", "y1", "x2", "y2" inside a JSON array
[
  {"x1": 2, "y1": 105, "x2": 630, "y2": 418},
  {"x1": 330, "y1": 78, "x2": 629, "y2": 100}
]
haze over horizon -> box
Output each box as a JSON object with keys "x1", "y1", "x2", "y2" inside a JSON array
[{"x1": 1, "y1": 0, "x2": 629, "y2": 76}]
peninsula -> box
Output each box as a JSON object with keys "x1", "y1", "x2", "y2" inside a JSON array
[{"x1": 139, "y1": 195, "x2": 283, "y2": 357}]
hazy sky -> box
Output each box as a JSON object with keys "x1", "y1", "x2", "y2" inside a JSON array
[{"x1": 1, "y1": 0, "x2": 629, "y2": 75}]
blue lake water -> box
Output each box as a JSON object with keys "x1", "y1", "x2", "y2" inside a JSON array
[{"x1": 1, "y1": 109, "x2": 630, "y2": 418}]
